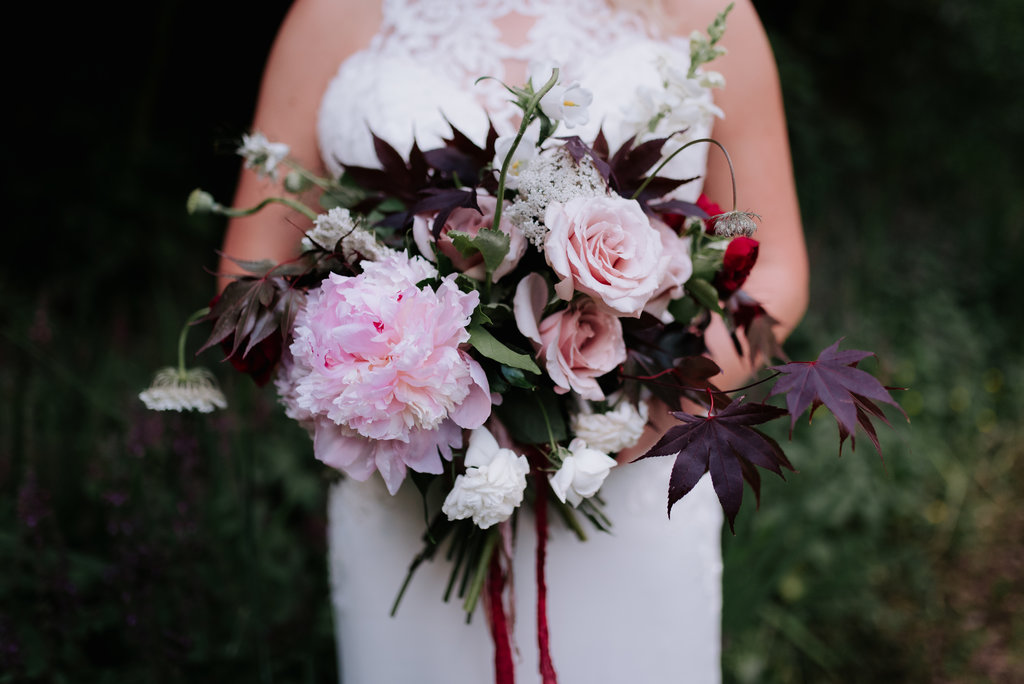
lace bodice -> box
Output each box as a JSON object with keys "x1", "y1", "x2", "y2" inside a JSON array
[{"x1": 317, "y1": 0, "x2": 722, "y2": 202}]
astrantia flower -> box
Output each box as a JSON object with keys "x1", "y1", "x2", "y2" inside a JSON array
[
  {"x1": 570, "y1": 399, "x2": 648, "y2": 454},
  {"x1": 549, "y1": 439, "x2": 617, "y2": 507},
  {"x1": 139, "y1": 367, "x2": 227, "y2": 413},
  {"x1": 442, "y1": 426, "x2": 530, "y2": 529},
  {"x1": 237, "y1": 132, "x2": 290, "y2": 179},
  {"x1": 302, "y1": 207, "x2": 390, "y2": 262},
  {"x1": 286, "y1": 252, "x2": 491, "y2": 491}
]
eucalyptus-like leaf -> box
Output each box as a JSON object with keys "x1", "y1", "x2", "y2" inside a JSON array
[{"x1": 467, "y1": 323, "x2": 541, "y2": 375}]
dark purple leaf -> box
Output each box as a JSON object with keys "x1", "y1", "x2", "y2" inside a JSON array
[
  {"x1": 769, "y1": 339, "x2": 906, "y2": 447},
  {"x1": 638, "y1": 397, "x2": 791, "y2": 531}
]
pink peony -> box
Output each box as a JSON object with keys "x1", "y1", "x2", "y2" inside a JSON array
[
  {"x1": 286, "y1": 252, "x2": 491, "y2": 492},
  {"x1": 412, "y1": 194, "x2": 526, "y2": 282},
  {"x1": 544, "y1": 195, "x2": 670, "y2": 317}
]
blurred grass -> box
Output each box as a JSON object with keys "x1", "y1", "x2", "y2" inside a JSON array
[
  {"x1": 722, "y1": 1, "x2": 1024, "y2": 682},
  {"x1": 2, "y1": 0, "x2": 1022, "y2": 681}
]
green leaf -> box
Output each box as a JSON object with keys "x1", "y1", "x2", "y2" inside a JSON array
[
  {"x1": 668, "y1": 296, "x2": 700, "y2": 324},
  {"x1": 501, "y1": 365, "x2": 537, "y2": 389},
  {"x1": 449, "y1": 227, "x2": 510, "y2": 276},
  {"x1": 467, "y1": 323, "x2": 541, "y2": 374},
  {"x1": 685, "y1": 277, "x2": 724, "y2": 315},
  {"x1": 494, "y1": 388, "x2": 567, "y2": 445}
]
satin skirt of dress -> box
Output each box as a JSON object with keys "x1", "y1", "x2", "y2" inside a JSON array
[{"x1": 327, "y1": 455, "x2": 723, "y2": 684}]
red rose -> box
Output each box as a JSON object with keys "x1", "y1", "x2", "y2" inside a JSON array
[
  {"x1": 715, "y1": 236, "x2": 759, "y2": 297},
  {"x1": 697, "y1": 194, "x2": 724, "y2": 234}
]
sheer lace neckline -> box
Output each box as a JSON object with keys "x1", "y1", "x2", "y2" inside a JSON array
[{"x1": 370, "y1": 0, "x2": 658, "y2": 131}]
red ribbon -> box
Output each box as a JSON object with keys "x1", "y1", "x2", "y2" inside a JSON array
[
  {"x1": 534, "y1": 470, "x2": 558, "y2": 684},
  {"x1": 487, "y1": 554, "x2": 515, "y2": 684}
]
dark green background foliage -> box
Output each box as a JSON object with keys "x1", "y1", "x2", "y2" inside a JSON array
[{"x1": 3, "y1": 1, "x2": 1022, "y2": 682}]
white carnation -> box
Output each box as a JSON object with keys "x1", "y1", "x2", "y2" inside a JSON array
[
  {"x1": 549, "y1": 439, "x2": 617, "y2": 507},
  {"x1": 442, "y1": 426, "x2": 530, "y2": 529},
  {"x1": 570, "y1": 400, "x2": 649, "y2": 454}
]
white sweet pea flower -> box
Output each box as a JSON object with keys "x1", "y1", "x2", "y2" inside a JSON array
[
  {"x1": 570, "y1": 400, "x2": 649, "y2": 454},
  {"x1": 237, "y1": 131, "x2": 290, "y2": 179},
  {"x1": 442, "y1": 426, "x2": 530, "y2": 529},
  {"x1": 494, "y1": 130, "x2": 538, "y2": 189},
  {"x1": 539, "y1": 83, "x2": 593, "y2": 128},
  {"x1": 549, "y1": 439, "x2": 617, "y2": 507}
]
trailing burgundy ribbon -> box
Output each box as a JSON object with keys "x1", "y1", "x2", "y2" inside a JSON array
[
  {"x1": 487, "y1": 554, "x2": 515, "y2": 684},
  {"x1": 534, "y1": 470, "x2": 558, "y2": 684}
]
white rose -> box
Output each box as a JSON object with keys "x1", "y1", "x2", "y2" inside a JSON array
[
  {"x1": 442, "y1": 426, "x2": 530, "y2": 529},
  {"x1": 570, "y1": 400, "x2": 649, "y2": 455},
  {"x1": 549, "y1": 439, "x2": 617, "y2": 507}
]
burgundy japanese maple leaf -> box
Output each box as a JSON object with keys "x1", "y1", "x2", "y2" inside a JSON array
[
  {"x1": 769, "y1": 339, "x2": 906, "y2": 454},
  {"x1": 639, "y1": 398, "x2": 792, "y2": 531}
]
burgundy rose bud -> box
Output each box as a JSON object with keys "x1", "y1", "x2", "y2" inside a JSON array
[
  {"x1": 715, "y1": 236, "x2": 759, "y2": 298},
  {"x1": 697, "y1": 194, "x2": 724, "y2": 233},
  {"x1": 220, "y1": 331, "x2": 283, "y2": 387}
]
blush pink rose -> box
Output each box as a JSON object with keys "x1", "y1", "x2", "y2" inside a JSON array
[
  {"x1": 412, "y1": 194, "x2": 526, "y2": 282},
  {"x1": 513, "y1": 277, "x2": 626, "y2": 401},
  {"x1": 644, "y1": 219, "x2": 694, "y2": 321},
  {"x1": 544, "y1": 196, "x2": 670, "y2": 317}
]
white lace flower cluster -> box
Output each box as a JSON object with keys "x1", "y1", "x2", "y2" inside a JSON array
[
  {"x1": 442, "y1": 426, "x2": 530, "y2": 529},
  {"x1": 301, "y1": 207, "x2": 392, "y2": 262},
  {"x1": 505, "y1": 148, "x2": 609, "y2": 248},
  {"x1": 139, "y1": 367, "x2": 227, "y2": 413},
  {"x1": 237, "y1": 132, "x2": 290, "y2": 180}
]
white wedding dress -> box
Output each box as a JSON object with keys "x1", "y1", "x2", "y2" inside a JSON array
[{"x1": 317, "y1": 1, "x2": 723, "y2": 682}]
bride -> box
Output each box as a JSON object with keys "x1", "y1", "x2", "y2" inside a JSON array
[{"x1": 220, "y1": 0, "x2": 807, "y2": 681}]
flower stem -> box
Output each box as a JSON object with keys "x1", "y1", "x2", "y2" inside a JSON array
[
  {"x1": 631, "y1": 137, "x2": 738, "y2": 211},
  {"x1": 177, "y1": 307, "x2": 211, "y2": 377},
  {"x1": 463, "y1": 528, "x2": 500, "y2": 615},
  {"x1": 492, "y1": 69, "x2": 560, "y2": 233},
  {"x1": 214, "y1": 196, "x2": 318, "y2": 222}
]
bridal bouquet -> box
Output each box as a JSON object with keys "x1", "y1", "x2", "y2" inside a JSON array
[{"x1": 142, "y1": 6, "x2": 903, "y2": 679}]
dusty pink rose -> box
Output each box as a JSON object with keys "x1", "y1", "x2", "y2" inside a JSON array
[
  {"x1": 514, "y1": 274, "x2": 626, "y2": 401},
  {"x1": 286, "y1": 252, "x2": 491, "y2": 492},
  {"x1": 544, "y1": 195, "x2": 670, "y2": 317},
  {"x1": 412, "y1": 194, "x2": 526, "y2": 281},
  {"x1": 644, "y1": 219, "x2": 694, "y2": 321}
]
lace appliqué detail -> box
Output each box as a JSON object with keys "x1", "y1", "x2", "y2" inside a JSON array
[{"x1": 373, "y1": 0, "x2": 655, "y2": 132}]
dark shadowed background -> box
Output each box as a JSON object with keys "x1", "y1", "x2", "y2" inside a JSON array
[{"x1": 3, "y1": 1, "x2": 1022, "y2": 682}]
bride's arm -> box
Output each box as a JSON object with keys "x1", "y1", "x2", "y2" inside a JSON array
[
  {"x1": 683, "y1": 0, "x2": 809, "y2": 389},
  {"x1": 217, "y1": 0, "x2": 382, "y2": 290},
  {"x1": 619, "y1": 0, "x2": 808, "y2": 460}
]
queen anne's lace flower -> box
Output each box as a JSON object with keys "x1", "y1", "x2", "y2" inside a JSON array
[
  {"x1": 570, "y1": 400, "x2": 649, "y2": 454},
  {"x1": 442, "y1": 426, "x2": 530, "y2": 529},
  {"x1": 506, "y1": 148, "x2": 608, "y2": 248},
  {"x1": 139, "y1": 367, "x2": 227, "y2": 413},
  {"x1": 237, "y1": 132, "x2": 290, "y2": 179},
  {"x1": 549, "y1": 438, "x2": 617, "y2": 507},
  {"x1": 284, "y1": 252, "x2": 491, "y2": 492}
]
